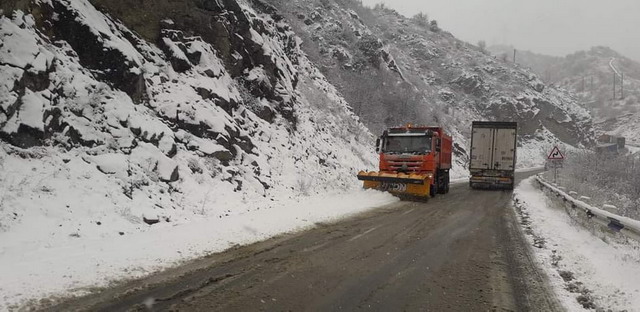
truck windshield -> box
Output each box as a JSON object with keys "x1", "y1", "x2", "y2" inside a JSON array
[{"x1": 383, "y1": 135, "x2": 432, "y2": 154}]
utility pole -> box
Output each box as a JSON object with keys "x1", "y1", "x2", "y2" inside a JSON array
[
  {"x1": 513, "y1": 49, "x2": 517, "y2": 63},
  {"x1": 621, "y1": 72, "x2": 625, "y2": 99},
  {"x1": 582, "y1": 76, "x2": 585, "y2": 92},
  {"x1": 613, "y1": 72, "x2": 617, "y2": 100},
  {"x1": 546, "y1": 70, "x2": 551, "y2": 83},
  {"x1": 591, "y1": 76, "x2": 594, "y2": 91}
]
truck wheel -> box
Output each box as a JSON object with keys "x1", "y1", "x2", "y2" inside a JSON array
[
  {"x1": 430, "y1": 183, "x2": 437, "y2": 197},
  {"x1": 444, "y1": 174, "x2": 450, "y2": 193},
  {"x1": 436, "y1": 170, "x2": 448, "y2": 194}
]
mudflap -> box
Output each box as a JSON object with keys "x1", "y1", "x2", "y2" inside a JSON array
[
  {"x1": 358, "y1": 171, "x2": 432, "y2": 198},
  {"x1": 469, "y1": 176, "x2": 514, "y2": 190}
]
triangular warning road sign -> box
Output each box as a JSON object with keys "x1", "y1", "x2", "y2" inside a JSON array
[{"x1": 547, "y1": 146, "x2": 564, "y2": 160}]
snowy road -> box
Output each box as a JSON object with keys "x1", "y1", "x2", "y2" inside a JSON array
[{"x1": 47, "y1": 170, "x2": 560, "y2": 311}]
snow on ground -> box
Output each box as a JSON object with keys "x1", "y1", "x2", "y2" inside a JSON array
[
  {"x1": 0, "y1": 185, "x2": 396, "y2": 310},
  {"x1": 514, "y1": 176, "x2": 640, "y2": 311}
]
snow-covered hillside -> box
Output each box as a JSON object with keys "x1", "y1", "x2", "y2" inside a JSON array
[
  {"x1": 268, "y1": 0, "x2": 594, "y2": 171},
  {"x1": 0, "y1": 0, "x2": 380, "y2": 228},
  {"x1": 0, "y1": 0, "x2": 398, "y2": 308}
]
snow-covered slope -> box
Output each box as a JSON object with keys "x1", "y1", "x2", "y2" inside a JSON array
[
  {"x1": 0, "y1": 0, "x2": 380, "y2": 227},
  {"x1": 268, "y1": 0, "x2": 594, "y2": 171},
  {"x1": 0, "y1": 0, "x2": 396, "y2": 307}
]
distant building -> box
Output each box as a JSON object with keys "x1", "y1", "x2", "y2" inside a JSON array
[
  {"x1": 596, "y1": 134, "x2": 625, "y2": 154},
  {"x1": 596, "y1": 143, "x2": 619, "y2": 154},
  {"x1": 597, "y1": 134, "x2": 612, "y2": 143}
]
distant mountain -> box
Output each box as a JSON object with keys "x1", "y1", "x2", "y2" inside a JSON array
[{"x1": 490, "y1": 45, "x2": 640, "y2": 143}]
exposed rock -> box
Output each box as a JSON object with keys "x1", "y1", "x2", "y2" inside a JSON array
[
  {"x1": 159, "y1": 30, "x2": 193, "y2": 73},
  {"x1": 143, "y1": 216, "x2": 160, "y2": 225},
  {"x1": 213, "y1": 150, "x2": 234, "y2": 164},
  {"x1": 37, "y1": 0, "x2": 147, "y2": 103},
  {"x1": 159, "y1": 165, "x2": 179, "y2": 183},
  {"x1": 451, "y1": 73, "x2": 487, "y2": 97}
]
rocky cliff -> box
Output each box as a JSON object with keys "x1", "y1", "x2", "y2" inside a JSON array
[{"x1": 0, "y1": 0, "x2": 375, "y2": 235}]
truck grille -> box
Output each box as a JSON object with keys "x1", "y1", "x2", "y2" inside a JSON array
[{"x1": 387, "y1": 161, "x2": 422, "y2": 171}]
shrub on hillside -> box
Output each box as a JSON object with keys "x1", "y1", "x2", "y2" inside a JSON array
[
  {"x1": 411, "y1": 12, "x2": 428, "y2": 27},
  {"x1": 429, "y1": 20, "x2": 439, "y2": 32},
  {"x1": 356, "y1": 34, "x2": 384, "y2": 68}
]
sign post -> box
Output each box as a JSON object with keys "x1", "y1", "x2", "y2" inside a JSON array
[{"x1": 547, "y1": 146, "x2": 565, "y2": 184}]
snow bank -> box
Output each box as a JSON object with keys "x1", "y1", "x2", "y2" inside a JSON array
[
  {"x1": 514, "y1": 177, "x2": 640, "y2": 311},
  {"x1": 0, "y1": 183, "x2": 396, "y2": 310}
]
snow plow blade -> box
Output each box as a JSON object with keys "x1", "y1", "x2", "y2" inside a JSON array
[{"x1": 357, "y1": 171, "x2": 431, "y2": 197}]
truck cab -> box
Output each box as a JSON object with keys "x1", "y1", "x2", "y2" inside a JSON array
[{"x1": 358, "y1": 125, "x2": 452, "y2": 198}]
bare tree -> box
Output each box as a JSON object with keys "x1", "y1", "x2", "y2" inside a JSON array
[{"x1": 477, "y1": 40, "x2": 487, "y2": 54}]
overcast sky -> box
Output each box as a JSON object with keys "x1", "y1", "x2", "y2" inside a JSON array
[{"x1": 360, "y1": 0, "x2": 640, "y2": 61}]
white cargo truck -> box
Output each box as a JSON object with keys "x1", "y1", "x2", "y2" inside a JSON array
[{"x1": 469, "y1": 121, "x2": 517, "y2": 189}]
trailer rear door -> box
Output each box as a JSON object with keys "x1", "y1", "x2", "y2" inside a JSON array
[
  {"x1": 470, "y1": 127, "x2": 494, "y2": 170},
  {"x1": 493, "y1": 128, "x2": 517, "y2": 170}
]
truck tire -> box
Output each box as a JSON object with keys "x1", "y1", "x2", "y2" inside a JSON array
[
  {"x1": 430, "y1": 183, "x2": 437, "y2": 197},
  {"x1": 437, "y1": 175, "x2": 444, "y2": 194},
  {"x1": 436, "y1": 170, "x2": 448, "y2": 194},
  {"x1": 444, "y1": 173, "x2": 450, "y2": 193}
]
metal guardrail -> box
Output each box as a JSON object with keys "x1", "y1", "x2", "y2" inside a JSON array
[{"x1": 535, "y1": 175, "x2": 640, "y2": 241}]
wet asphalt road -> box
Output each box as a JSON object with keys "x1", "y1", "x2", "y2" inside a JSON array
[{"x1": 48, "y1": 170, "x2": 561, "y2": 312}]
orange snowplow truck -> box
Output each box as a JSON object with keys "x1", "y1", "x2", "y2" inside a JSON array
[{"x1": 357, "y1": 124, "x2": 452, "y2": 198}]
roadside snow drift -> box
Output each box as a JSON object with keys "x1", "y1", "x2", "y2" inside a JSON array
[{"x1": 514, "y1": 177, "x2": 640, "y2": 311}]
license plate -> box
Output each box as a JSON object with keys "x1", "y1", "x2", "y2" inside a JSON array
[{"x1": 381, "y1": 182, "x2": 407, "y2": 192}]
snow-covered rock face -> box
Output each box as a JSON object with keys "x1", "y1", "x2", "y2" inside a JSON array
[
  {"x1": 0, "y1": 0, "x2": 375, "y2": 235},
  {"x1": 270, "y1": 0, "x2": 595, "y2": 169}
]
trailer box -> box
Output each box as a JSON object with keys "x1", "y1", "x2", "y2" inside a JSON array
[{"x1": 469, "y1": 121, "x2": 517, "y2": 189}]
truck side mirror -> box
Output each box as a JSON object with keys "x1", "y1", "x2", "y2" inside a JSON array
[{"x1": 375, "y1": 138, "x2": 381, "y2": 153}]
